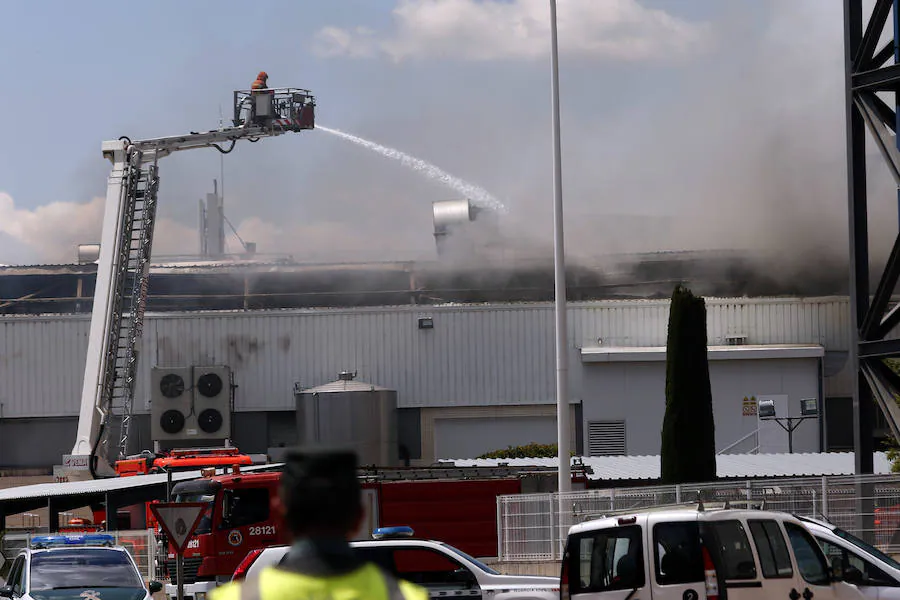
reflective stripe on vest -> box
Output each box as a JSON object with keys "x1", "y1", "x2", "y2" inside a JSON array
[{"x1": 237, "y1": 565, "x2": 409, "y2": 600}]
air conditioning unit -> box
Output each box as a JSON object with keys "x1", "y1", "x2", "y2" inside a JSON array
[
  {"x1": 191, "y1": 365, "x2": 232, "y2": 439},
  {"x1": 149, "y1": 365, "x2": 232, "y2": 443},
  {"x1": 150, "y1": 367, "x2": 193, "y2": 442}
]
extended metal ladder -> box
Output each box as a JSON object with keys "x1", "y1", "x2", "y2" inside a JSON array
[
  {"x1": 97, "y1": 150, "x2": 160, "y2": 464},
  {"x1": 71, "y1": 87, "x2": 316, "y2": 478}
]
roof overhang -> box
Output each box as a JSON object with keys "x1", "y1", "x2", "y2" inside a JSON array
[
  {"x1": 580, "y1": 344, "x2": 825, "y2": 363},
  {"x1": 0, "y1": 463, "x2": 284, "y2": 520},
  {"x1": 443, "y1": 451, "x2": 893, "y2": 481}
]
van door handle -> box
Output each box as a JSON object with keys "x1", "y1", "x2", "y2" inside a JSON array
[
  {"x1": 789, "y1": 589, "x2": 801, "y2": 600},
  {"x1": 802, "y1": 588, "x2": 813, "y2": 600}
]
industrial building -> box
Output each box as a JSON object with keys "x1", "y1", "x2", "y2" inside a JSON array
[{"x1": 0, "y1": 248, "x2": 875, "y2": 472}]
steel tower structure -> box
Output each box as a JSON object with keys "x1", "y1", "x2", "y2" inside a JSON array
[{"x1": 844, "y1": 0, "x2": 900, "y2": 475}]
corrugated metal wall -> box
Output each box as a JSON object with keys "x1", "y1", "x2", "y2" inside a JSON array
[
  {"x1": 0, "y1": 317, "x2": 90, "y2": 419},
  {"x1": 0, "y1": 296, "x2": 850, "y2": 418},
  {"x1": 571, "y1": 296, "x2": 849, "y2": 348}
]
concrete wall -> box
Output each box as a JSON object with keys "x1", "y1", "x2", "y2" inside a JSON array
[
  {"x1": 0, "y1": 412, "x2": 300, "y2": 468},
  {"x1": 580, "y1": 357, "x2": 821, "y2": 455},
  {"x1": 435, "y1": 416, "x2": 559, "y2": 459},
  {"x1": 419, "y1": 404, "x2": 579, "y2": 464},
  {"x1": 0, "y1": 418, "x2": 77, "y2": 469}
]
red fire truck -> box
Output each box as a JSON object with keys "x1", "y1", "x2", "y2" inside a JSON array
[
  {"x1": 75, "y1": 447, "x2": 259, "y2": 532},
  {"x1": 160, "y1": 463, "x2": 587, "y2": 599},
  {"x1": 114, "y1": 448, "x2": 256, "y2": 478}
]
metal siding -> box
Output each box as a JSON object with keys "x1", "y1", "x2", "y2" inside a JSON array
[
  {"x1": 569, "y1": 297, "x2": 848, "y2": 348},
  {"x1": 0, "y1": 317, "x2": 89, "y2": 417},
  {"x1": 0, "y1": 297, "x2": 852, "y2": 418}
]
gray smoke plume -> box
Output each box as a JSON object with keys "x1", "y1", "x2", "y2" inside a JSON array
[{"x1": 0, "y1": 0, "x2": 896, "y2": 300}]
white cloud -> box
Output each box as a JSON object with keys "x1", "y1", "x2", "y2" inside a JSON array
[
  {"x1": 0, "y1": 191, "x2": 435, "y2": 266},
  {"x1": 0, "y1": 192, "x2": 199, "y2": 264},
  {"x1": 313, "y1": 26, "x2": 380, "y2": 58},
  {"x1": 313, "y1": 0, "x2": 711, "y2": 62}
]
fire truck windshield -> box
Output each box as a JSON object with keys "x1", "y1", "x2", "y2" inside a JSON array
[{"x1": 173, "y1": 492, "x2": 216, "y2": 535}]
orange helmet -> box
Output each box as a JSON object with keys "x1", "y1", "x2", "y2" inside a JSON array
[{"x1": 257, "y1": 71, "x2": 268, "y2": 80}]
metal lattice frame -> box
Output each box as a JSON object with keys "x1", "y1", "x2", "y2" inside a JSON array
[{"x1": 845, "y1": 0, "x2": 900, "y2": 474}]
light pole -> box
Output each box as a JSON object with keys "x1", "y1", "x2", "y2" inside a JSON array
[
  {"x1": 758, "y1": 398, "x2": 819, "y2": 453},
  {"x1": 549, "y1": 0, "x2": 571, "y2": 495}
]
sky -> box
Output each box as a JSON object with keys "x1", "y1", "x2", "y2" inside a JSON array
[{"x1": 0, "y1": 0, "x2": 896, "y2": 271}]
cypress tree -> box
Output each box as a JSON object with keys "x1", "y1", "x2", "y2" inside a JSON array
[{"x1": 660, "y1": 284, "x2": 717, "y2": 484}]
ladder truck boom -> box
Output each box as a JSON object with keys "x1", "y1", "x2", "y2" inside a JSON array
[{"x1": 69, "y1": 86, "x2": 315, "y2": 478}]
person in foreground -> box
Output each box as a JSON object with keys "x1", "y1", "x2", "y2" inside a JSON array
[{"x1": 211, "y1": 447, "x2": 428, "y2": 600}]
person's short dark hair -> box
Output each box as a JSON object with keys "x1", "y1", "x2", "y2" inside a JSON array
[{"x1": 280, "y1": 447, "x2": 362, "y2": 534}]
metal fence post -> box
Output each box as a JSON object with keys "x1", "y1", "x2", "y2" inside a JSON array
[
  {"x1": 146, "y1": 528, "x2": 153, "y2": 580},
  {"x1": 548, "y1": 494, "x2": 556, "y2": 562},
  {"x1": 496, "y1": 497, "x2": 503, "y2": 561},
  {"x1": 676, "y1": 484, "x2": 682, "y2": 503},
  {"x1": 821, "y1": 476, "x2": 829, "y2": 519}
]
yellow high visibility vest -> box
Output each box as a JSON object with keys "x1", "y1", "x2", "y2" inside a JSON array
[{"x1": 210, "y1": 563, "x2": 429, "y2": 600}]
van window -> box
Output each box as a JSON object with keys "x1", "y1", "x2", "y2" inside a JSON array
[
  {"x1": 707, "y1": 520, "x2": 757, "y2": 580},
  {"x1": 568, "y1": 525, "x2": 645, "y2": 594},
  {"x1": 832, "y1": 526, "x2": 900, "y2": 571},
  {"x1": 817, "y1": 538, "x2": 898, "y2": 587},
  {"x1": 749, "y1": 520, "x2": 793, "y2": 578},
  {"x1": 653, "y1": 522, "x2": 704, "y2": 585},
  {"x1": 784, "y1": 522, "x2": 831, "y2": 586}
]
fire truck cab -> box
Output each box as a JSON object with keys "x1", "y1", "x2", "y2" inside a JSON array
[{"x1": 163, "y1": 470, "x2": 284, "y2": 598}]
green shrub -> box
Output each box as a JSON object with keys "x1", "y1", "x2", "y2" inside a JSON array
[{"x1": 479, "y1": 443, "x2": 575, "y2": 459}]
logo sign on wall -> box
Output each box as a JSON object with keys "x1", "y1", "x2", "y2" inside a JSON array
[{"x1": 742, "y1": 396, "x2": 758, "y2": 416}]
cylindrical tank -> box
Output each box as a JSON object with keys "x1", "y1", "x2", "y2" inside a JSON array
[{"x1": 295, "y1": 371, "x2": 398, "y2": 466}]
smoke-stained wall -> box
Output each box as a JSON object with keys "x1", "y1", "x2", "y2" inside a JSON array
[{"x1": 0, "y1": 296, "x2": 858, "y2": 469}]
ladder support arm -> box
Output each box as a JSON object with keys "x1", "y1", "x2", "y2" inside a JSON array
[
  {"x1": 71, "y1": 142, "x2": 131, "y2": 475},
  {"x1": 69, "y1": 86, "x2": 316, "y2": 478}
]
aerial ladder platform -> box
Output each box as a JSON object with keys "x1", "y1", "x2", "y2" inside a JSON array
[{"x1": 68, "y1": 86, "x2": 315, "y2": 478}]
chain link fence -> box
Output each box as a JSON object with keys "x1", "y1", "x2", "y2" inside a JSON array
[
  {"x1": 0, "y1": 529, "x2": 161, "y2": 582},
  {"x1": 497, "y1": 473, "x2": 900, "y2": 562}
]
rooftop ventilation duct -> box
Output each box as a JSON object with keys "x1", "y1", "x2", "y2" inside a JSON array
[
  {"x1": 77, "y1": 244, "x2": 101, "y2": 265},
  {"x1": 432, "y1": 199, "x2": 494, "y2": 258}
]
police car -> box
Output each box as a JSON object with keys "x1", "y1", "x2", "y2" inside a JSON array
[
  {"x1": 0, "y1": 534, "x2": 163, "y2": 600},
  {"x1": 233, "y1": 526, "x2": 559, "y2": 600}
]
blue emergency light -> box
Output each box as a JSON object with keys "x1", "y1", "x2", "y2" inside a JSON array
[
  {"x1": 372, "y1": 526, "x2": 415, "y2": 540},
  {"x1": 31, "y1": 533, "x2": 115, "y2": 549}
]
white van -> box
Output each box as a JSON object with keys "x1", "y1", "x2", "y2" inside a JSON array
[{"x1": 561, "y1": 504, "x2": 866, "y2": 600}]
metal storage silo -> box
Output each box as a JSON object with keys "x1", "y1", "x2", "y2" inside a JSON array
[{"x1": 295, "y1": 371, "x2": 398, "y2": 466}]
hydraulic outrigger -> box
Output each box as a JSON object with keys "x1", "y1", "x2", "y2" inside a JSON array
[{"x1": 68, "y1": 85, "x2": 316, "y2": 478}]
